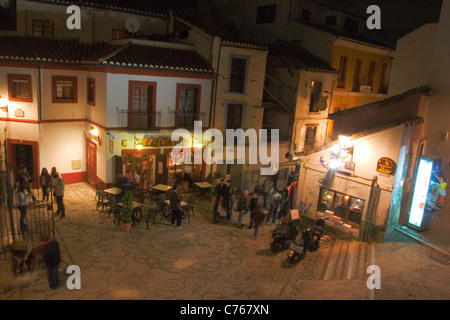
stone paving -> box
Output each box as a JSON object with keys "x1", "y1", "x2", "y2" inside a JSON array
[{"x1": 0, "y1": 183, "x2": 448, "y2": 300}]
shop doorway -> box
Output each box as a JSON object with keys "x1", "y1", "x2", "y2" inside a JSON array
[
  {"x1": 121, "y1": 152, "x2": 156, "y2": 190},
  {"x1": 155, "y1": 153, "x2": 168, "y2": 185},
  {"x1": 86, "y1": 139, "x2": 97, "y2": 187}
]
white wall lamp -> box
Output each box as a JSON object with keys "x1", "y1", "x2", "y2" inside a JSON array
[
  {"x1": 0, "y1": 95, "x2": 9, "y2": 112},
  {"x1": 89, "y1": 126, "x2": 102, "y2": 145}
]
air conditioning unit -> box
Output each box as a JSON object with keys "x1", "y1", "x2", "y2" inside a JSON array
[{"x1": 360, "y1": 85, "x2": 372, "y2": 92}]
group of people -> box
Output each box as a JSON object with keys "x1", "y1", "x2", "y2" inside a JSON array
[
  {"x1": 211, "y1": 173, "x2": 296, "y2": 237},
  {"x1": 15, "y1": 165, "x2": 65, "y2": 232}
]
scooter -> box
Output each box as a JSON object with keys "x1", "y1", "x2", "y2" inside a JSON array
[
  {"x1": 288, "y1": 218, "x2": 327, "y2": 263},
  {"x1": 269, "y1": 220, "x2": 298, "y2": 253}
]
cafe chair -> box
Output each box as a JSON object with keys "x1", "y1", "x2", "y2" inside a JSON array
[
  {"x1": 95, "y1": 182, "x2": 105, "y2": 201},
  {"x1": 181, "y1": 205, "x2": 192, "y2": 224},
  {"x1": 187, "y1": 195, "x2": 195, "y2": 217},
  {"x1": 112, "y1": 205, "x2": 123, "y2": 226},
  {"x1": 145, "y1": 207, "x2": 158, "y2": 229},
  {"x1": 96, "y1": 192, "x2": 110, "y2": 212}
]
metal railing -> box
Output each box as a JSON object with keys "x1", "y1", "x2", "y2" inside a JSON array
[
  {"x1": 117, "y1": 108, "x2": 161, "y2": 130},
  {"x1": 168, "y1": 109, "x2": 207, "y2": 129}
]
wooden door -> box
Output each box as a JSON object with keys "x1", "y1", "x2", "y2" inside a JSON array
[
  {"x1": 86, "y1": 139, "x2": 97, "y2": 186},
  {"x1": 155, "y1": 153, "x2": 167, "y2": 185}
]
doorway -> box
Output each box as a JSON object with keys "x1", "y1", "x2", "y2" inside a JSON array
[
  {"x1": 86, "y1": 139, "x2": 97, "y2": 187},
  {"x1": 155, "y1": 153, "x2": 168, "y2": 185},
  {"x1": 7, "y1": 140, "x2": 39, "y2": 186}
]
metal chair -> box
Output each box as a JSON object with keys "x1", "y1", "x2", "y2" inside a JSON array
[
  {"x1": 187, "y1": 195, "x2": 195, "y2": 217},
  {"x1": 96, "y1": 192, "x2": 110, "y2": 212},
  {"x1": 95, "y1": 182, "x2": 105, "y2": 201}
]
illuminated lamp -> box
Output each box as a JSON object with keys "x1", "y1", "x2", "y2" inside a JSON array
[
  {"x1": 328, "y1": 158, "x2": 341, "y2": 170},
  {"x1": 0, "y1": 95, "x2": 8, "y2": 112},
  {"x1": 89, "y1": 126, "x2": 102, "y2": 145},
  {"x1": 338, "y1": 135, "x2": 351, "y2": 146}
]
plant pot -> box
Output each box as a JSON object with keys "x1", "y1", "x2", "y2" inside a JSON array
[{"x1": 120, "y1": 221, "x2": 132, "y2": 232}]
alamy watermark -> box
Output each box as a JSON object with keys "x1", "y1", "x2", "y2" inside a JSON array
[{"x1": 170, "y1": 121, "x2": 279, "y2": 175}]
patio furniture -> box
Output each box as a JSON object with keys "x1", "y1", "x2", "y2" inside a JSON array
[{"x1": 145, "y1": 207, "x2": 158, "y2": 229}]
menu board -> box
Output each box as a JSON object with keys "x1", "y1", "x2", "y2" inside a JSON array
[{"x1": 408, "y1": 157, "x2": 433, "y2": 228}]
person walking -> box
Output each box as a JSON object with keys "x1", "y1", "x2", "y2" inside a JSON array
[
  {"x1": 262, "y1": 178, "x2": 274, "y2": 209},
  {"x1": 247, "y1": 193, "x2": 259, "y2": 229},
  {"x1": 212, "y1": 179, "x2": 225, "y2": 223},
  {"x1": 222, "y1": 180, "x2": 231, "y2": 217},
  {"x1": 17, "y1": 186, "x2": 31, "y2": 232},
  {"x1": 52, "y1": 173, "x2": 65, "y2": 218},
  {"x1": 39, "y1": 168, "x2": 51, "y2": 202},
  {"x1": 236, "y1": 190, "x2": 249, "y2": 229},
  {"x1": 266, "y1": 189, "x2": 282, "y2": 224},
  {"x1": 168, "y1": 184, "x2": 183, "y2": 228},
  {"x1": 40, "y1": 234, "x2": 61, "y2": 290},
  {"x1": 18, "y1": 165, "x2": 37, "y2": 202},
  {"x1": 252, "y1": 205, "x2": 266, "y2": 238}
]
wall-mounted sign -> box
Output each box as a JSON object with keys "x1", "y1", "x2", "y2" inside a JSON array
[
  {"x1": 377, "y1": 157, "x2": 396, "y2": 175},
  {"x1": 141, "y1": 137, "x2": 179, "y2": 148},
  {"x1": 15, "y1": 108, "x2": 24, "y2": 118}
]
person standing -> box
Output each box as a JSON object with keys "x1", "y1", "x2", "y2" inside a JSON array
[
  {"x1": 287, "y1": 171, "x2": 296, "y2": 187},
  {"x1": 252, "y1": 205, "x2": 266, "y2": 238},
  {"x1": 40, "y1": 234, "x2": 61, "y2": 290},
  {"x1": 262, "y1": 178, "x2": 274, "y2": 210},
  {"x1": 168, "y1": 184, "x2": 183, "y2": 228},
  {"x1": 236, "y1": 190, "x2": 249, "y2": 229},
  {"x1": 17, "y1": 186, "x2": 31, "y2": 232},
  {"x1": 52, "y1": 173, "x2": 65, "y2": 218},
  {"x1": 266, "y1": 189, "x2": 282, "y2": 224},
  {"x1": 18, "y1": 165, "x2": 37, "y2": 202},
  {"x1": 247, "y1": 193, "x2": 259, "y2": 229},
  {"x1": 212, "y1": 179, "x2": 225, "y2": 223},
  {"x1": 39, "y1": 168, "x2": 51, "y2": 202},
  {"x1": 222, "y1": 180, "x2": 231, "y2": 217},
  {"x1": 227, "y1": 186, "x2": 236, "y2": 223}
]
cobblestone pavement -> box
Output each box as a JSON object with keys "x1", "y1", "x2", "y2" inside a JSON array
[{"x1": 0, "y1": 183, "x2": 448, "y2": 300}]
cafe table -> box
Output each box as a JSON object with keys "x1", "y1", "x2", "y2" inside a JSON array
[
  {"x1": 117, "y1": 201, "x2": 144, "y2": 224},
  {"x1": 103, "y1": 187, "x2": 123, "y2": 196},
  {"x1": 150, "y1": 184, "x2": 172, "y2": 202},
  {"x1": 194, "y1": 181, "x2": 212, "y2": 198}
]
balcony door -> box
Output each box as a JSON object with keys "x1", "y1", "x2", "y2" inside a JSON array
[{"x1": 129, "y1": 81, "x2": 156, "y2": 130}]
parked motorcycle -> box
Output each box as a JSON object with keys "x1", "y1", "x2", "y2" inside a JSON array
[
  {"x1": 288, "y1": 218, "x2": 327, "y2": 263},
  {"x1": 269, "y1": 220, "x2": 298, "y2": 253}
]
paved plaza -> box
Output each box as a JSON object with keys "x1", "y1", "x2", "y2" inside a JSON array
[{"x1": 0, "y1": 183, "x2": 448, "y2": 301}]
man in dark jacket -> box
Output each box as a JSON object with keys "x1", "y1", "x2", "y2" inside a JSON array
[
  {"x1": 252, "y1": 205, "x2": 266, "y2": 237},
  {"x1": 40, "y1": 234, "x2": 61, "y2": 289},
  {"x1": 212, "y1": 179, "x2": 225, "y2": 223},
  {"x1": 168, "y1": 184, "x2": 183, "y2": 228}
]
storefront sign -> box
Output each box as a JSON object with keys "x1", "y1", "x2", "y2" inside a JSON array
[
  {"x1": 141, "y1": 137, "x2": 179, "y2": 148},
  {"x1": 376, "y1": 157, "x2": 396, "y2": 175}
]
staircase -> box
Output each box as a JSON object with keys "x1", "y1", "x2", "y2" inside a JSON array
[{"x1": 321, "y1": 240, "x2": 372, "y2": 280}]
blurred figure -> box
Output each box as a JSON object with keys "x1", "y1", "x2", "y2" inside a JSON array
[
  {"x1": 236, "y1": 190, "x2": 249, "y2": 229},
  {"x1": 17, "y1": 186, "x2": 31, "y2": 232},
  {"x1": 40, "y1": 234, "x2": 61, "y2": 290},
  {"x1": 52, "y1": 173, "x2": 65, "y2": 218},
  {"x1": 39, "y1": 168, "x2": 51, "y2": 202}
]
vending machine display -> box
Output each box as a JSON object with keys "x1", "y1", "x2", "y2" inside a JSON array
[{"x1": 408, "y1": 157, "x2": 443, "y2": 231}]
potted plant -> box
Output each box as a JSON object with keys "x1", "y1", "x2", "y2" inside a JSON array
[
  {"x1": 206, "y1": 171, "x2": 223, "y2": 201},
  {"x1": 120, "y1": 191, "x2": 134, "y2": 232}
]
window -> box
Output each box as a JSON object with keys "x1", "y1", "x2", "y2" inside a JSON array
[
  {"x1": 129, "y1": 81, "x2": 156, "y2": 129},
  {"x1": 337, "y1": 56, "x2": 348, "y2": 88},
  {"x1": 32, "y1": 19, "x2": 54, "y2": 38},
  {"x1": 176, "y1": 84, "x2": 200, "y2": 129},
  {"x1": 8, "y1": 74, "x2": 32, "y2": 102},
  {"x1": 352, "y1": 58, "x2": 363, "y2": 92},
  {"x1": 256, "y1": 5, "x2": 277, "y2": 24},
  {"x1": 226, "y1": 103, "x2": 244, "y2": 130},
  {"x1": 300, "y1": 9, "x2": 312, "y2": 21},
  {"x1": 344, "y1": 18, "x2": 359, "y2": 32},
  {"x1": 367, "y1": 61, "x2": 376, "y2": 88},
  {"x1": 309, "y1": 81, "x2": 322, "y2": 112},
  {"x1": 52, "y1": 76, "x2": 77, "y2": 103},
  {"x1": 325, "y1": 16, "x2": 337, "y2": 26},
  {"x1": 379, "y1": 62, "x2": 390, "y2": 94},
  {"x1": 304, "y1": 125, "x2": 317, "y2": 151},
  {"x1": 229, "y1": 56, "x2": 248, "y2": 93},
  {"x1": 87, "y1": 78, "x2": 95, "y2": 106},
  {"x1": 318, "y1": 187, "x2": 365, "y2": 225}
]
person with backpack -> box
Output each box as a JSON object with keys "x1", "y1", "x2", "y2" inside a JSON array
[{"x1": 265, "y1": 189, "x2": 282, "y2": 224}]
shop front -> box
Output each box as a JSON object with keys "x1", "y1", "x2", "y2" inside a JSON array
[{"x1": 111, "y1": 134, "x2": 205, "y2": 190}]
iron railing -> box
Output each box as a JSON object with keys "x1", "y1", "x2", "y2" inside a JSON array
[{"x1": 117, "y1": 108, "x2": 161, "y2": 130}]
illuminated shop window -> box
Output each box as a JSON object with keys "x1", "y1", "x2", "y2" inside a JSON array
[{"x1": 318, "y1": 187, "x2": 364, "y2": 225}]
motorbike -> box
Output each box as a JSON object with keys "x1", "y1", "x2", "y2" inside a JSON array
[
  {"x1": 269, "y1": 220, "x2": 298, "y2": 253},
  {"x1": 288, "y1": 218, "x2": 327, "y2": 264}
]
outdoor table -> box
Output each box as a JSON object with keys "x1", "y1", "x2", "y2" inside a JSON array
[
  {"x1": 165, "y1": 200, "x2": 188, "y2": 207},
  {"x1": 194, "y1": 181, "x2": 212, "y2": 198},
  {"x1": 103, "y1": 187, "x2": 123, "y2": 195},
  {"x1": 150, "y1": 184, "x2": 172, "y2": 202},
  {"x1": 118, "y1": 201, "x2": 144, "y2": 224}
]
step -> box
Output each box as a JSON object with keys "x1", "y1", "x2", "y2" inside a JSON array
[{"x1": 322, "y1": 240, "x2": 371, "y2": 281}]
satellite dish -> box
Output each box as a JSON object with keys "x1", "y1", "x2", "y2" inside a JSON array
[{"x1": 125, "y1": 17, "x2": 140, "y2": 37}]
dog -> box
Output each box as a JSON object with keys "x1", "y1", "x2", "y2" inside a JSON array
[{"x1": 25, "y1": 245, "x2": 45, "y2": 271}]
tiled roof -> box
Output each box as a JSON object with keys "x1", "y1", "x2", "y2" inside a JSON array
[
  {"x1": 103, "y1": 43, "x2": 213, "y2": 73},
  {"x1": 0, "y1": 36, "x2": 213, "y2": 74},
  {"x1": 267, "y1": 42, "x2": 338, "y2": 73}
]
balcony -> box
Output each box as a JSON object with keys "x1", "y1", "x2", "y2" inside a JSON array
[
  {"x1": 167, "y1": 109, "x2": 207, "y2": 130},
  {"x1": 117, "y1": 108, "x2": 161, "y2": 130}
]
